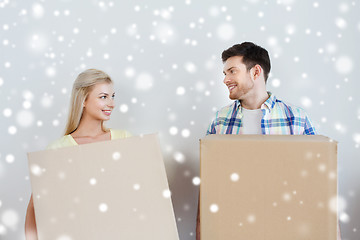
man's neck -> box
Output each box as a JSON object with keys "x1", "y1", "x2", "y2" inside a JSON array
[{"x1": 240, "y1": 90, "x2": 269, "y2": 110}]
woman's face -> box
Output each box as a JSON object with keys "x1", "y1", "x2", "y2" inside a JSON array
[{"x1": 83, "y1": 82, "x2": 115, "y2": 121}]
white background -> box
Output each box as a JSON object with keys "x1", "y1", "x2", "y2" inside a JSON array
[{"x1": 0, "y1": 0, "x2": 359, "y2": 239}]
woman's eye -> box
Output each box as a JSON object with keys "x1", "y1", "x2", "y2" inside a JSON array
[
  {"x1": 100, "y1": 96, "x2": 106, "y2": 99},
  {"x1": 112, "y1": 95, "x2": 115, "y2": 99}
]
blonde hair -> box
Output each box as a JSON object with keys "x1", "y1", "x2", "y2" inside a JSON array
[{"x1": 64, "y1": 69, "x2": 113, "y2": 135}]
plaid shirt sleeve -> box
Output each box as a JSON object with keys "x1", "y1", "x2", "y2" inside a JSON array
[
  {"x1": 303, "y1": 113, "x2": 317, "y2": 135},
  {"x1": 206, "y1": 114, "x2": 218, "y2": 135}
]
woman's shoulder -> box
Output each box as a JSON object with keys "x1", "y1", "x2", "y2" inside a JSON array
[
  {"x1": 46, "y1": 130, "x2": 131, "y2": 149},
  {"x1": 110, "y1": 129, "x2": 132, "y2": 139},
  {"x1": 46, "y1": 135, "x2": 77, "y2": 150}
]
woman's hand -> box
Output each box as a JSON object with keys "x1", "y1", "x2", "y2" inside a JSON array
[{"x1": 25, "y1": 194, "x2": 38, "y2": 240}]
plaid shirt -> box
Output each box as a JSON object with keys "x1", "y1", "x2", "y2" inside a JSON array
[{"x1": 207, "y1": 93, "x2": 316, "y2": 135}]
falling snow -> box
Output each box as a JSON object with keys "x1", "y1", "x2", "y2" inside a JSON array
[
  {"x1": 192, "y1": 177, "x2": 200, "y2": 186},
  {"x1": 0, "y1": 224, "x2": 6, "y2": 235},
  {"x1": 230, "y1": 173, "x2": 239, "y2": 182},
  {"x1": 247, "y1": 214, "x2": 256, "y2": 223},
  {"x1": 300, "y1": 97, "x2": 312, "y2": 108},
  {"x1": 184, "y1": 62, "x2": 197, "y2": 73},
  {"x1": 0, "y1": 1, "x2": 359, "y2": 239},
  {"x1": 181, "y1": 129, "x2": 190, "y2": 138},
  {"x1": 1, "y1": 209, "x2": 19, "y2": 229},
  {"x1": 282, "y1": 192, "x2": 292, "y2": 202},
  {"x1": 16, "y1": 110, "x2": 35, "y2": 128},
  {"x1": 56, "y1": 235, "x2": 72, "y2": 240},
  {"x1": 3, "y1": 108, "x2": 12, "y2": 117},
  {"x1": 98, "y1": 203, "x2": 108, "y2": 212},
  {"x1": 119, "y1": 104, "x2": 129, "y2": 113},
  {"x1": 169, "y1": 126, "x2": 178, "y2": 135},
  {"x1": 271, "y1": 78, "x2": 281, "y2": 88},
  {"x1": 209, "y1": 204, "x2": 219, "y2": 213},
  {"x1": 335, "y1": 56, "x2": 353, "y2": 74},
  {"x1": 135, "y1": 73, "x2": 153, "y2": 91},
  {"x1": 173, "y1": 151, "x2": 185, "y2": 163},
  {"x1": 41, "y1": 94, "x2": 53, "y2": 108},
  {"x1": 162, "y1": 189, "x2": 171, "y2": 198},
  {"x1": 8, "y1": 126, "x2": 17, "y2": 135},
  {"x1": 30, "y1": 164, "x2": 42, "y2": 176},
  {"x1": 112, "y1": 152, "x2": 121, "y2": 160},
  {"x1": 216, "y1": 23, "x2": 235, "y2": 41},
  {"x1": 89, "y1": 178, "x2": 97, "y2": 185},
  {"x1": 176, "y1": 86, "x2": 186, "y2": 96},
  {"x1": 32, "y1": 3, "x2": 44, "y2": 18}
]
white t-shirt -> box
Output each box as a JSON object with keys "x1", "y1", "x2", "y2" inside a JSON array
[{"x1": 241, "y1": 108, "x2": 263, "y2": 134}]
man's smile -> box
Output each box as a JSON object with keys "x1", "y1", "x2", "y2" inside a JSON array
[{"x1": 227, "y1": 84, "x2": 237, "y2": 91}]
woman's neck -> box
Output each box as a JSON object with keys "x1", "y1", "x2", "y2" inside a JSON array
[{"x1": 71, "y1": 116, "x2": 105, "y2": 138}]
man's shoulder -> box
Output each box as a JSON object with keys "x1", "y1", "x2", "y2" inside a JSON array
[
  {"x1": 215, "y1": 101, "x2": 238, "y2": 117},
  {"x1": 272, "y1": 96, "x2": 308, "y2": 117},
  {"x1": 207, "y1": 101, "x2": 237, "y2": 135},
  {"x1": 268, "y1": 94, "x2": 317, "y2": 135}
]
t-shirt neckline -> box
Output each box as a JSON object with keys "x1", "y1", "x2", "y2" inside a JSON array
[{"x1": 68, "y1": 129, "x2": 113, "y2": 145}]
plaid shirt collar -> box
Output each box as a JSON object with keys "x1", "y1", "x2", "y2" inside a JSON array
[{"x1": 235, "y1": 92, "x2": 276, "y2": 113}]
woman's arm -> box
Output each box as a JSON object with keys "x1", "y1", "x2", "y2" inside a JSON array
[{"x1": 25, "y1": 194, "x2": 38, "y2": 240}]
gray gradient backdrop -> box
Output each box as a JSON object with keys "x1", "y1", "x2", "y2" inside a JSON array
[{"x1": 0, "y1": 0, "x2": 359, "y2": 239}]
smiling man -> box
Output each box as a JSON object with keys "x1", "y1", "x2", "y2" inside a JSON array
[
  {"x1": 196, "y1": 42, "x2": 318, "y2": 240},
  {"x1": 207, "y1": 41, "x2": 316, "y2": 135}
]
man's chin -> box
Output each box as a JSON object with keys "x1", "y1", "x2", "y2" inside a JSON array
[{"x1": 229, "y1": 94, "x2": 239, "y2": 100}]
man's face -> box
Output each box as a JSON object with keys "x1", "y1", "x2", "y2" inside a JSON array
[{"x1": 223, "y1": 56, "x2": 254, "y2": 100}]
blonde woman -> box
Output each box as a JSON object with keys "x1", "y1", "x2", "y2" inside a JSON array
[{"x1": 25, "y1": 69, "x2": 131, "y2": 239}]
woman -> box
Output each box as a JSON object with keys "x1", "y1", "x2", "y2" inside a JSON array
[{"x1": 25, "y1": 69, "x2": 131, "y2": 239}]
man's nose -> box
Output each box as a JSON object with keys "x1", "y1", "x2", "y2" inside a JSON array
[{"x1": 223, "y1": 75, "x2": 229, "y2": 84}]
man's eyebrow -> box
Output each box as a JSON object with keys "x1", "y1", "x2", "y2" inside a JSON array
[{"x1": 223, "y1": 66, "x2": 236, "y2": 74}]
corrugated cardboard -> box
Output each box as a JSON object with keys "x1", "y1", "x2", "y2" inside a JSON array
[
  {"x1": 28, "y1": 134, "x2": 179, "y2": 240},
  {"x1": 200, "y1": 135, "x2": 337, "y2": 240}
]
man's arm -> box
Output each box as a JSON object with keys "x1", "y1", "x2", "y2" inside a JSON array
[
  {"x1": 338, "y1": 223, "x2": 342, "y2": 240},
  {"x1": 206, "y1": 117, "x2": 218, "y2": 135},
  {"x1": 196, "y1": 192, "x2": 200, "y2": 240},
  {"x1": 303, "y1": 114, "x2": 316, "y2": 135}
]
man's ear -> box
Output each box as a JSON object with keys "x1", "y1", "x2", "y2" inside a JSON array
[{"x1": 251, "y1": 65, "x2": 262, "y2": 81}]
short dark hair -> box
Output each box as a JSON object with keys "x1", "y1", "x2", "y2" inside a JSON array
[{"x1": 222, "y1": 42, "x2": 271, "y2": 82}]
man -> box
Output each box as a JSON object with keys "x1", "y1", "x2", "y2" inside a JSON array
[
  {"x1": 207, "y1": 41, "x2": 316, "y2": 135},
  {"x1": 196, "y1": 42, "x2": 332, "y2": 239}
]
